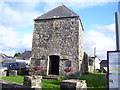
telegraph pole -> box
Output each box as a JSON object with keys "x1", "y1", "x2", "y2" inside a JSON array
[
  {"x1": 94, "y1": 47, "x2": 96, "y2": 71},
  {"x1": 115, "y1": 1, "x2": 120, "y2": 50}
]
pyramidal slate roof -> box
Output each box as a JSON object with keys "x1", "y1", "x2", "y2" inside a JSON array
[{"x1": 35, "y1": 5, "x2": 79, "y2": 20}]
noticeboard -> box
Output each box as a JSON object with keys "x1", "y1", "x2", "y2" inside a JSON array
[{"x1": 107, "y1": 51, "x2": 120, "y2": 90}]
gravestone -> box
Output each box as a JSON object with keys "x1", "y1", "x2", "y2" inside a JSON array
[
  {"x1": 23, "y1": 75, "x2": 42, "y2": 89},
  {"x1": 60, "y1": 80, "x2": 87, "y2": 90},
  {"x1": 1, "y1": 71, "x2": 7, "y2": 77},
  {"x1": 8, "y1": 70, "x2": 17, "y2": 76}
]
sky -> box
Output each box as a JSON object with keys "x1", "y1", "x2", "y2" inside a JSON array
[{"x1": 0, "y1": 0, "x2": 119, "y2": 60}]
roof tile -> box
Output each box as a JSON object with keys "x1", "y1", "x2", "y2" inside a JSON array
[{"x1": 35, "y1": 5, "x2": 79, "y2": 20}]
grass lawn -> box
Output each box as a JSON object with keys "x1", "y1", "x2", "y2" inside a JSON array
[
  {"x1": 1, "y1": 72, "x2": 107, "y2": 89},
  {"x1": 1, "y1": 75, "x2": 24, "y2": 84},
  {"x1": 42, "y1": 79, "x2": 63, "y2": 89},
  {"x1": 79, "y1": 72, "x2": 107, "y2": 88}
]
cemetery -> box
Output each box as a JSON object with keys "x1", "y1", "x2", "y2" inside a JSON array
[
  {"x1": 1, "y1": 72, "x2": 107, "y2": 89},
  {"x1": 2, "y1": 3, "x2": 118, "y2": 89}
]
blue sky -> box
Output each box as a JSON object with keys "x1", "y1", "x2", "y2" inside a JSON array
[{"x1": 0, "y1": 0, "x2": 119, "y2": 59}]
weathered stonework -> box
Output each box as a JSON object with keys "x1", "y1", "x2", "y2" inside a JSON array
[
  {"x1": 29, "y1": 5, "x2": 84, "y2": 78},
  {"x1": 23, "y1": 76, "x2": 42, "y2": 88},
  {"x1": 60, "y1": 80, "x2": 87, "y2": 90},
  {"x1": 8, "y1": 70, "x2": 17, "y2": 76},
  {"x1": 0, "y1": 71, "x2": 7, "y2": 77}
]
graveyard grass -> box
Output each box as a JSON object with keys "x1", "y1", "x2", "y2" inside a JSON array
[
  {"x1": 1, "y1": 75, "x2": 24, "y2": 84},
  {"x1": 1, "y1": 72, "x2": 107, "y2": 89},
  {"x1": 80, "y1": 72, "x2": 107, "y2": 88}
]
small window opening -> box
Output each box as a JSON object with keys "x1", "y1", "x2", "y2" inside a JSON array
[{"x1": 66, "y1": 60, "x2": 72, "y2": 67}]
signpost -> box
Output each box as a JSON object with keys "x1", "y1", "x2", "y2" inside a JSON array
[
  {"x1": 115, "y1": 10, "x2": 120, "y2": 50},
  {"x1": 107, "y1": 51, "x2": 120, "y2": 90},
  {"x1": 107, "y1": 2, "x2": 120, "y2": 90}
]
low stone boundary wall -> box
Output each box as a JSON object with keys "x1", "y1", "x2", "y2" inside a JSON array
[{"x1": 60, "y1": 80, "x2": 87, "y2": 90}]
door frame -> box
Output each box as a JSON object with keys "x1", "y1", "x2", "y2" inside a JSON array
[{"x1": 47, "y1": 55, "x2": 60, "y2": 75}]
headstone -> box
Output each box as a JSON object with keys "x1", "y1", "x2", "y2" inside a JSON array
[
  {"x1": 17, "y1": 69, "x2": 27, "y2": 75},
  {"x1": 8, "y1": 70, "x2": 17, "y2": 76},
  {"x1": 60, "y1": 80, "x2": 87, "y2": 90},
  {"x1": 23, "y1": 75, "x2": 42, "y2": 89},
  {"x1": 0, "y1": 71, "x2": 7, "y2": 77}
]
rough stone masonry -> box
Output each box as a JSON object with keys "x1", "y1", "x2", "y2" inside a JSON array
[{"x1": 29, "y1": 5, "x2": 84, "y2": 78}]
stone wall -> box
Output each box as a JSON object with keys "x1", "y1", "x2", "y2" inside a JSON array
[
  {"x1": 30, "y1": 17, "x2": 84, "y2": 78},
  {"x1": 81, "y1": 52, "x2": 89, "y2": 74}
]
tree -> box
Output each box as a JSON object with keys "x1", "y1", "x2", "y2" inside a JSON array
[{"x1": 14, "y1": 52, "x2": 21, "y2": 57}]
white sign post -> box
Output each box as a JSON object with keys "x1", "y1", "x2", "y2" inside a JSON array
[{"x1": 107, "y1": 51, "x2": 120, "y2": 90}]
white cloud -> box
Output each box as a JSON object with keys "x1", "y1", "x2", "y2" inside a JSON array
[
  {"x1": 0, "y1": 25, "x2": 20, "y2": 56},
  {"x1": 0, "y1": 25, "x2": 32, "y2": 56},
  {"x1": 0, "y1": 2, "x2": 38, "y2": 56},
  {"x1": 0, "y1": 50, "x2": 17, "y2": 56},
  {"x1": 6, "y1": 1, "x2": 40, "y2": 12},
  {"x1": 96, "y1": 24, "x2": 115, "y2": 32},
  {"x1": 22, "y1": 34, "x2": 33, "y2": 49},
  {"x1": 27, "y1": 0, "x2": 119, "y2": 2},
  {"x1": 41, "y1": 0, "x2": 118, "y2": 13},
  {"x1": 0, "y1": 25, "x2": 19, "y2": 48},
  {"x1": 0, "y1": 1, "x2": 117, "y2": 58},
  {"x1": 44, "y1": 2, "x2": 60, "y2": 12},
  {"x1": 84, "y1": 24, "x2": 116, "y2": 59},
  {"x1": 0, "y1": 2, "x2": 41, "y2": 27}
]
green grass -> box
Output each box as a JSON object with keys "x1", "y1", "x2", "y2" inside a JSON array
[
  {"x1": 2, "y1": 75, "x2": 24, "y2": 84},
  {"x1": 42, "y1": 79, "x2": 63, "y2": 89},
  {"x1": 1, "y1": 72, "x2": 107, "y2": 89},
  {"x1": 79, "y1": 72, "x2": 107, "y2": 88},
  {"x1": 1, "y1": 75, "x2": 63, "y2": 89}
]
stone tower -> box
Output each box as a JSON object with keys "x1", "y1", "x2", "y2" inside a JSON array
[{"x1": 29, "y1": 5, "x2": 84, "y2": 78}]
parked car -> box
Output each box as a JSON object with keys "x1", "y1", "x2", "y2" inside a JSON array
[
  {"x1": 0, "y1": 66, "x2": 7, "y2": 72},
  {"x1": 0, "y1": 62, "x2": 28, "y2": 71}
]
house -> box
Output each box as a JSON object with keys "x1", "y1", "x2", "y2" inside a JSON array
[
  {"x1": 0, "y1": 53, "x2": 14, "y2": 63},
  {"x1": 0, "y1": 53, "x2": 13, "y2": 59},
  {"x1": 14, "y1": 51, "x2": 31, "y2": 65},
  {"x1": 29, "y1": 5, "x2": 84, "y2": 78},
  {"x1": 94, "y1": 56, "x2": 100, "y2": 70},
  {"x1": 100, "y1": 60, "x2": 107, "y2": 73},
  {"x1": 88, "y1": 57, "x2": 94, "y2": 72},
  {"x1": 21, "y1": 50, "x2": 31, "y2": 60},
  {"x1": 88, "y1": 56, "x2": 100, "y2": 72}
]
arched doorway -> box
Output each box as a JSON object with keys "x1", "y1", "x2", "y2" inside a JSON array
[{"x1": 49, "y1": 55, "x2": 60, "y2": 75}]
